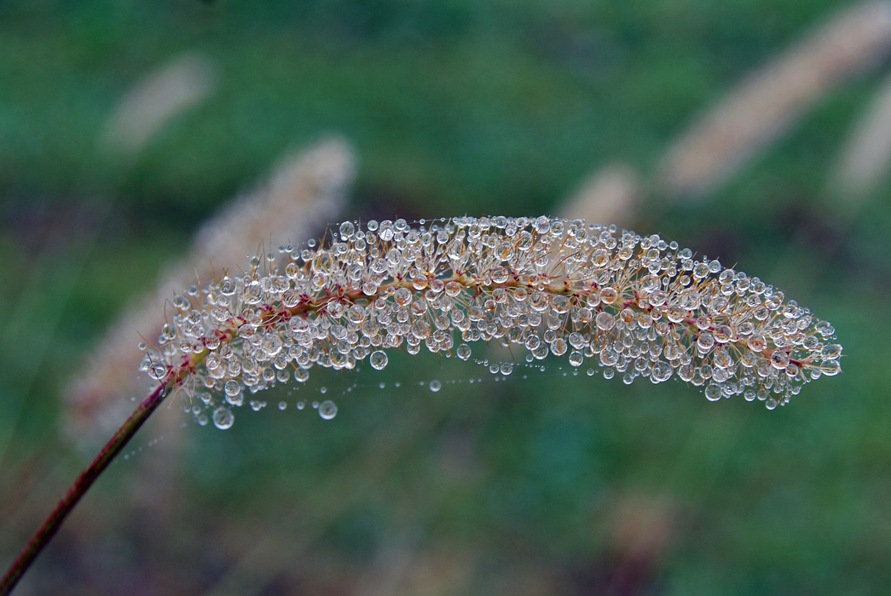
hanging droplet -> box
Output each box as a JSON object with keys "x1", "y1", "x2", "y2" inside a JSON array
[
  {"x1": 213, "y1": 407, "x2": 234, "y2": 430},
  {"x1": 319, "y1": 400, "x2": 337, "y2": 419},
  {"x1": 370, "y1": 350, "x2": 388, "y2": 370}
]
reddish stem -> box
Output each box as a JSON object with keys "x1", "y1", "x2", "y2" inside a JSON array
[{"x1": 0, "y1": 382, "x2": 172, "y2": 595}]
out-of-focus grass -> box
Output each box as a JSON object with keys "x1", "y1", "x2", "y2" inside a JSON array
[{"x1": 1, "y1": 1, "x2": 890, "y2": 594}]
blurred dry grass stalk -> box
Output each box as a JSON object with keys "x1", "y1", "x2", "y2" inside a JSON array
[
  {"x1": 558, "y1": 0, "x2": 891, "y2": 236},
  {"x1": 63, "y1": 137, "x2": 356, "y2": 448},
  {"x1": 831, "y1": 69, "x2": 891, "y2": 200},
  {"x1": 100, "y1": 52, "x2": 218, "y2": 157},
  {"x1": 559, "y1": 163, "x2": 642, "y2": 229},
  {"x1": 658, "y1": 0, "x2": 891, "y2": 198}
]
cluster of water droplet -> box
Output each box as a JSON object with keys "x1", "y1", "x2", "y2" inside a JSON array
[{"x1": 141, "y1": 216, "x2": 842, "y2": 425}]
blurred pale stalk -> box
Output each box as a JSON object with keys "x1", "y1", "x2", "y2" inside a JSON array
[
  {"x1": 659, "y1": 1, "x2": 891, "y2": 198},
  {"x1": 100, "y1": 52, "x2": 217, "y2": 156},
  {"x1": 830, "y1": 69, "x2": 891, "y2": 201},
  {"x1": 558, "y1": 162, "x2": 641, "y2": 229},
  {"x1": 63, "y1": 137, "x2": 356, "y2": 449}
]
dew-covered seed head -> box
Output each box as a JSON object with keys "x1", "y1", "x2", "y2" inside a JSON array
[{"x1": 146, "y1": 216, "x2": 842, "y2": 423}]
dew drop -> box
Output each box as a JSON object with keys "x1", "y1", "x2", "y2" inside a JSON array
[
  {"x1": 224, "y1": 381, "x2": 244, "y2": 406},
  {"x1": 595, "y1": 312, "x2": 615, "y2": 331},
  {"x1": 651, "y1": 361, "x2": 672, "y2": 383},
  {"x1": 821, "y1": 361, "x2": 841, "y2": 376},
  {"x1": 370, "y1": 350, "x2": 389, "y2": 370},
  {"x1": 770, "y1": 350, "x2": 790, "y2": 370},
  {"x1": 339, "y1": 221, "x2": 355, "y2": 239},
  {"x1": 278, "y1": 401, "x2": 287, "y2": 411},
  {"x1": 297, "y1": 401, "x2": 306, "y2": 410},
  {"x1": 821, "y1": 344, "x2": 842, "y2": 359},
  {"x1": 456, "y1": 343, "x2": 471, "y2": 361},
  {"x1": 319, "y1": 400, "x2": 338, "y2": 420},
  {"x1": 429, "y1": 379, "x2": 442, "y2": 392},
  {"x1": 213, "y1": 407, "x2": 234, "y2": 430}
]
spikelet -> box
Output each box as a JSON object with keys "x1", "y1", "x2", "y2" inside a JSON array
[{"x1": 142, "y1": 216, "x2": 842, "y2": 428}]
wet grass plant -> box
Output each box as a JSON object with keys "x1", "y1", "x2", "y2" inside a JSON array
[{"x1": 0, "y1": 216, "x2": 842, "y2": 593}]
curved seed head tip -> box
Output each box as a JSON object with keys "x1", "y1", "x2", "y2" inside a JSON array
[{"x1": 141, "y1": 216, "x2": 842, "y2": 419}]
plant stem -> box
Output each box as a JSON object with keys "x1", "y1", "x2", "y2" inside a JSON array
[{"x1": 0, "y1": 382, "x2": 172, "y2": 595}]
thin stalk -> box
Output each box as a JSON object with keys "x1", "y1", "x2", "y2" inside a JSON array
[{"x1": 0, "y1": 382, "x2": 172, "y2": 595}]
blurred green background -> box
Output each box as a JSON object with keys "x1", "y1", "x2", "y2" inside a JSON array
[{"x1": 1, "y1": 1, "x2": 888, "y2": 594}]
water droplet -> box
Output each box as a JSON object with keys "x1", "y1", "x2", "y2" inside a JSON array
[
  {"x1": 770, "y1": 350, "x2": 790, "y2": 370},
  {"x1": 297, "y1": 401, "x2": 306, "y2": 410},
  {"x1": 319, "y1": 400, "x2": 337, "y2": 419},
  {"x1": 224, "y1": 380, "x2": 244, "y2": 406},
  {"x1": 213, "y1": 407, "x2": 234, "y2": 429},
  {"x1": 339, "y1": 221, "x2": 355, "y2": 240},
  {"x1": 697, "y1": 332, "x2": 715, "y2": 353},
  {"x1": 821, "y1": 361, "x2": 841, "y2": 376},
  {"x1": 370, "y1": 350, "x2": 388, "y2": 370},
  {"x1": 429, "y1": 380, "x2": 441, "y2": 392},
  {"x1": 595, "y1": 312, "x2": 615, "y2": 331},
  {"x1": 456, "y1": 343, "x2": 471, "y2": 361},
  {"x1": 278, "y1": 401, "x2": 287, "y2": 411},
  {"x1": 821, "y1": 344, "x2": 842, "y2": 359},
  {"x1": 651, "y1": 361, "x2": 672, "y2": 383}
]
